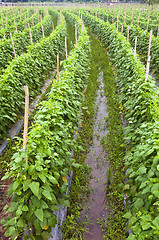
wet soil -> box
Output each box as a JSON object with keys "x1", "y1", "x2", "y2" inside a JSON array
[{"x1": 79, "y1": 71, "x2": 110, "y2": 240}]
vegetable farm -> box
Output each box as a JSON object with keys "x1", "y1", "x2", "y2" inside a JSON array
[{"x1": 0, "y1": 3, "x2": 159, "y2": 240}]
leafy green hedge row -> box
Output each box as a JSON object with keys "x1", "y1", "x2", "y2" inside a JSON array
[
  {"x1": 0, "y1": 10, "x2": 50, "y2": 74},
  {"x1": 117, "y1": 21, "x2": 159, "y2": 76},
  {"x1": 0, "y1": 11, "x2": 65, "y2": 142},
  {"x1": 0, "y1": 8, "x2": 36, "y2": 39},
  {"x1": 94, "y1": 8, "x2": 158, "y2": 37},
  {"x1": 63, "y1": 10, "x2": 82, "y2": 38},
  {"x1": 82, "y1": 12, "x2": 159, "y2": 240},
  {"x1": 90, "y1": 9, "x2": 159, "y2": 76},
  {"x1": 2, "y1": 13, "x2": 90, "y2": 240}
]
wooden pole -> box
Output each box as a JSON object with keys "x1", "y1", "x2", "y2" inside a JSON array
[
  {"x1": 28, "y1": 23, "x2": 33, "y2": 44},
  {"x1": 40, "y1": 15, "x2": 44, "y2": 38},
  {"x1": 124, "y1": 11, "x2": 126, "y2": 22},
  {"x1": 138, "y1": 10, "x2": 140, "y2": 27},
  {"x1": 148, "y1": 29, "x2": 153, "y2": 58},
  {"x1": 81, "y1": 14, "x2": 83, "y2": 36},
  {"x1": 65, "y1": 37, "x2": 67, "y2": 59},
  {"x1": 23, "y1": 85, "x2": 29, "y2": 164},
  {"x1": 2, "y1": 24, "x2": 5, "y2": 39},
  {"x1": 10, "y1": 32, "x2": 16, "y2": 58},
  {"x1": 157, "y1": 26, "x2": 159, "y2": 38},
  {"x1": 121, "y1": 24, "x2": 123, "y2": 35},
  {"x1": 60, "y1": 10, "x2": 62, "y2": 23},
  {"x1": 57, "y1": 53, "x2": 59, "y2": 82},
  {"x1": 146, "y1": 14, "x2": 150, "y2": 32},
  {"x1": 145, "y1": 55, "x2": 151, "y2": 81},
  {"x1": 134, "y1": 36, "x2": 137, "y2": 56},
  {"x1": 127, "y1": 26, "x2": 129, "y2": 41},
  {"x1": 75, "y1": 24, "x2": 77, "y2": 45},
  {"x1": 52, "y1": 22, "x2": 54, "y2": 31}
]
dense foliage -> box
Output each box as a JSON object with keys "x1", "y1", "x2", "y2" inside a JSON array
[
  {"x1": 0, "y1": 10, "x2": 64, "y2": 142},
  {"x1": 2, "y1": 12, "x2": 90, "y2": 239}
]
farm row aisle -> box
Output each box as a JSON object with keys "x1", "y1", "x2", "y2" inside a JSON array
[{"x1": 62, "y1": 31, "x2": 125, "y2": 239}]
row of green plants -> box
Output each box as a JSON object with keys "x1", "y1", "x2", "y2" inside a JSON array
[
  {"x1": 87, "y1": 9, "x2": 159, "y2": 78},
  {"x1": 99, "y1": 9, "x2": 159, "y2": 77},
  {"x1": 2, "y1": 13, "x2": 90, "y2": 240},
  {"x1": 0, "y1": 10, "x2": 65, "y2": 142},
  {"x1": 82, "y1": 12, "x2": 159, "y2": 240},
  {"x1": 0, "y1": 9, "x2": 48, "y2": 74},
  {"x1": 0, "y1": 8, "x2": 35, "y2": 39},
  {"x1": 90, "y1": 8, "x2": 158, "y2": 37},
  {"x1": 0, "y1": 8, "x2": 25, "y2": 27},
  {"x1": 116, "y1": 20, "x2": 159, "y2": 77}
]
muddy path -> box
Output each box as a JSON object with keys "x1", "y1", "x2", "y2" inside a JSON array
[{"x1": 79, "y1": 70, "x2": 110, "y2": 240}]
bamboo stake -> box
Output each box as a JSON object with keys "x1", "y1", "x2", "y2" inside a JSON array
[
  {"x1": 23, "y1": 85, "x2": 29, "y2": 164},
  {"x1": 10, "y1": 32, "x2": 16, "y2": 58},
  {"x1": 127, "y1": 26, "x2": 129, "y2": 41},
  {"x1": 148, "y1": 29, "x2": 153, "y2": 58},
  {"x1": 157, "y1": 26, "x2": 159, "y2": 38},
  {"x1": 75, "y1": 24, "x2": 77, "y2": 45},
  {"x1": 57, "y1": 53, "x2": 59, "y2": 82},
  {"x1": 124, "y1": 11, "x2": 126, "y2": 22},
  {"x1": 2, "y1": 24, "x2": 5, "y2": 39},
  {"x1": 146, "y1": 14, "x2": 150, "y2": 32},
  {"x1": 60, "y1": 10, "x2": 62, "y2": 23},
  {"x1": 52, "y1": 22, "x2": 54, "y2": 31},
  {"x1": 138, "y1": 10, "x2": 140, "y2": 27},
  {"x1": 145, "y1": 55, "x2": 151, "y2": 81},
  {"x1": 81, "y1": 14, "x2": 83, "y2": 36},
  {"x1": 131, "y1": 9, "x2": 133, "y2": 25},
  {"x1": 65, "y1": 37, "x2": 67, "y2": 59},
  {"x1": 134, "y1": 36, "x2": 137, "y2": 56},
  {"x1": 121, "y1": 24, "x2": 123, "y2": 35},
  {"x1": 14, "y1": 18, "x2": 17, "y2": 32},
  {"x1": 28, "y1": 23, "x2": 33, "y2": 44},
  {"x1": 117, "y1": 15, "x2": 118, "y2": 31},
  {"x1": 40, "y1": 15, "x2": 44, "y2": 38}
]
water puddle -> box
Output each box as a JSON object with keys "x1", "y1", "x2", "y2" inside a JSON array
[{"x1": 80, "y1": 71, "x2": 110, "y2": 240}]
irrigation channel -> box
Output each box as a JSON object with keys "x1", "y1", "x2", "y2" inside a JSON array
[{"x1": 62, "y1": 31, "x2": 125, "y2": 239}]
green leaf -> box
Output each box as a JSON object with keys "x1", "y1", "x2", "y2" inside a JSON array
[
  {"x1": 1, "y1": 175, "x2": 8, "y2": 181},
  {"x1": 40, "y1": 200, "x2": 48, "y2": 209},
  {"x1": 48, "y1": 214, "x2": 57, "y2": 228},
  {"x1": 33, "y1": 219, "x2": 42, "y2": 235},
  {"x1": 23, "y1": 179, "x2": 31, "y2": 191},
  {"x1": 41, "y1": 231, "x2": 49, "y2": 240},
  {"x1": 137, "y1": 165, "x2": 147, "y2": 175},
  {"x1": 29, "y1": 182, "x2": 40, "y2": 197},
  {"x1": 47, "y1": 175, "x2": 58, "y2": 184},
  {"x1": 4, "y1": 227, "x2": 15, "y2": 237},
  {"x1": 42, "y1": 189, "x2": 52, "y2": 201},
  {"x1": 12, "y1": 181, "x2": 20, "y2": 191},
  {"x1": 22, "y1": 205, "x2": 29, "y2": 211},
  {"x1": 35, "y1": 208, "x2": 43, "y2": 222},
  {"x1": 123, "y1": 184, "x2": 130, "y2": 190},
  {"x1": 131, "y1": 223, "x2": 141, "y2": 235},
  {"x1": 123, "y1": 211, "x2": 131, "y2": 219},
  {"x1": 141, "y1": 222, "x2": 151, "y2": 230},
  {"x1": 17, "y1": 218, "x2": 25, "y2": 228},
  {"x1": 128, "y1": 216, "x2": 137, "y2": 228},
  {"x1": 127, "y1": 233, "x2": 136, "y2": 240},
  {"x1": 64, "y1": 200, "x2": 70, "y2": 207}
]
